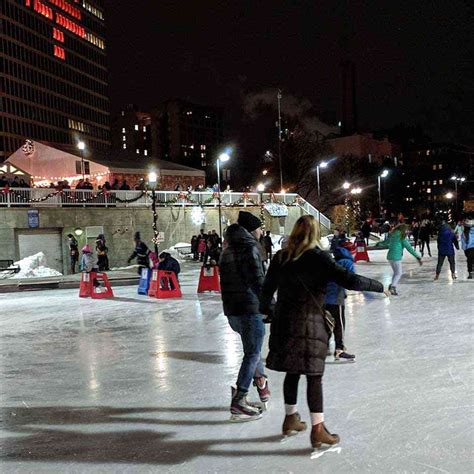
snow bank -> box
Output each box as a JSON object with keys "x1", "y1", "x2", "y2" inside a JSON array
[{"x1": 10, "y1": 252, "x2": 63, "y2": 279}]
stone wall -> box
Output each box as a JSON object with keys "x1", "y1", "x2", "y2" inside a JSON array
[{"x1": 0, "y1": 205, "x2": 310, "y2": 274}]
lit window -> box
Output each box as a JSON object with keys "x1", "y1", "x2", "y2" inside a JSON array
[
  {"x1": 121, "y1": 111, "x2": 125, "y2": 116},
  {"x1": 123, "y1": 143, "x2": 127, "y2": 149},
  {"x1": 143, "y1": 126, "x2": 147, "y2": 132},
  {"x1": 201, "y1": 145, "x2": 206, "y2": 150},
  {"x1": 422, "y1": 181, "x2": 425, "y2": 185},
  {"x1": 427, "y1": 188, "x2": 431, "y2": 194},
  {"x1": 134, "y1": 125, "x2": 139, "y2": 131},
  {"x1": 439, "y1": 179, "x2": 443, "y2": 185},
  {"x1": 201, "y1": 153, "x2": 205, "y2": 158},
  {"x1": 426, "y1": 150, "x2": 430, "y2": 156},
  {"x1": 122, "y1": 128, "x2": 126, "y2": 133},
  {"x1": 433, "y1": 180, "x2": 437, "y2": 185},
  {"x1": 439, "y1": 164, "x2": 443, "y2": 169},
  {"x1": 201, "y1": 160, "x2": 207, "y2": 167},
  {"x1": 136, "y1": 149, "x2": 139, "y2": 154},
  {"x1": 184, "y1": 151, "x2": 188, "y2": 157},
  {"x1": 433, "y1": 165, "x2": 436, "y2": 170},
  {"x1": 190, "y1": 145, "x2": 194, "y2": 149},
  {"x1": 122, "y1": 136, "x2": 126, "y2": 141},
  {"x1": 144, "y1": 150, "x2": 148, "y2": 156}
]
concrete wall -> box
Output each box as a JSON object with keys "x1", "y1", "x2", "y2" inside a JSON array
[{"x1": 0, "y1": 206, "x2": 310, "y2": 274}]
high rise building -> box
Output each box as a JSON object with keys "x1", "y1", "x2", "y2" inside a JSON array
[{"x1": 1, "y1": 0, "x2": 110, "y2": 161}]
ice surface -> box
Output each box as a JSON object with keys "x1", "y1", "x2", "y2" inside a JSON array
[
  {"x1": 9, "y1": 252, "x2": 63, "y2": 279},
  {"x1": 0, "y1": 249, "x2": 473, "y2": 473}
]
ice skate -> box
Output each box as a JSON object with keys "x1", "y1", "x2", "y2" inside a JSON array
[
  {"x1": 434, "y1": 274, "x2": 439, "y2": 281},
  {"x1": 468, "y1": 272, "x2": 473, "y2": 280},
  {"x1": 388, "y1": 285, "x2": 399, "y2": 296},
  {"x1": 230, "y1": 387, "x2": 262, "y2": 422},
  {"x1": 452, "y1": 273, "x2": 457, "y2": 280},
  {"x1": 311, "y1": 423, "x2": 340, "y2": 449},
  {"x1": 253, "y1": 376, "x2": 270, "y2": 408},
  {"x1": 282, "y1": 413, "x2": 307, "y2": 437},
  {"x1": 334, "y1": 349, "x2": 355, "y2": 362}
]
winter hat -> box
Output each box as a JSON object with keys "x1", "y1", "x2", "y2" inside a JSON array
[
  {"x1": 238, "y1": 211, "x2": 262, "y2": 233},
  {"x1": 82, "y1": 244, "x2": 91, "y2": 253}
]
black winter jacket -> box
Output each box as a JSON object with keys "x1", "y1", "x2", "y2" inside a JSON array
[
  {"x1": 220, "y1": 224, "x2": 265, "y2": 316},
  {"x1": 260, "y1": 248, "x2": 384, "y2": 375}
]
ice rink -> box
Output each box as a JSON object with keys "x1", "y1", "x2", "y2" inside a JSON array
[{"x1": 1, "y1": 249, "x2": 473, "y2": 473}]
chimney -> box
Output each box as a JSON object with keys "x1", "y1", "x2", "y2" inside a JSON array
[{"x1": 341, "y1": 60, "x2": 357, "y2": 135}]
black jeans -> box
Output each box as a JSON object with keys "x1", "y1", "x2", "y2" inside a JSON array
[
  {"x1": 325, "y1": 304, "x2": 345, "y2": 350},
  {"x1": 436, "y1": 254, "x2": 455, "y2": 275},
  {"x1": 283, "y1": 373, "x2": 323, "y2": 412},
  {"x1": 466, "y1": 248, "x2": 474, "y2": 274},
  {"x1": 420, "y1": 239, "x2": 431, "y2": 256}
]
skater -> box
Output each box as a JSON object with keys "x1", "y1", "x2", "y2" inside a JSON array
[
  {"x1": 419, "y1": 218, "x2": 432, "y2": 257},
  {"x1": 461, "y1": 219, "x2": 474, "y2": 279},
  {"x1": 387, "y1": 224, "x2": 422, "y2": 295},
  {"x1": 67, "y1": 233, "x2": 79, "y2": 274},
  {"x1": 80, "y1": 245, "x2": 97, "y2": 273},
  {"x1": 197, "y1": 230, "x2": 207, "y2": 262},
  {"x1": 434, "y1": 222, "x2": 459, "y2": 280},
  {"x1": 158, "y1": 251, "x2": 181, "y2": 289},
  {"x1": 330, "y1": 228, "x2": 347, "y2": 253},
  {"x1": 95, "y1": 234, "x2": 109, "y2": 271},
  {"x1": 263, "y1": 231, "x2": 274, "y2": 261},
  {"x1": 411, "y1": 220, "x2": 420, "y2": 249},
  {"x1": 324, "y1": 242, "x2": 357, "y2": 362},
  {"x1": 127, "y1": 232, "x2": 150, "y2": 275},
  {"x1": 454, "y1": 220, "x2": 464, "y2": 242},
  {"x1": 380, "y1": 221, "x2": 391, "y2": 241},
  {"x1": 190, "y1": 235, "x2": 198, "y2": 260},
  {"x1": 361, "y1": 218, "x2": 372, "y2": 246},
  {"x1": 220, "y1": 211, "x2": 270, "y2": 422},
  {"x1": 259, "y1": 215, "x2": 386, "y2": 448}
]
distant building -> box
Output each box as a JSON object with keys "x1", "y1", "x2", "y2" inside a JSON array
[
  {"x1": 151, "y1": 99, "x2": 225, "y2": 181},
  {"x1": 398, "y1": 143, "x2": 474, "y2": 215},
  {"x1": 327, "y1": 133, "x2": 400, "y2": 164},
  {"x1": 1, "y1": 0, "x2": 110, "y2": 160},
  {"x1": 112, "y1": 104, "x2": 152, "y2": 158}
]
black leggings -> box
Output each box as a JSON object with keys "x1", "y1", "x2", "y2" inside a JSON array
[
  {"x1": 466, "y1": 248, "x2": 474, "y2": 274},
  {"x1": 420, "y1": 239, "x2": 431, "y2": 256},
  {"x1": 325, "y1": 304, "x2": 345, "y2": 350},
  {"x1": 283, "y1": 373, "x2": 323, "y2": 413},
  {"x1": 436, "y1": 254, "x2": 455, "y2": 275}
]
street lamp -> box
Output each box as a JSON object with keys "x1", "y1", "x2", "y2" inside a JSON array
[
  {"x1": 257, "y1": 182, "x2": 265, "y2": 205},
  {"x1": 350, "y1": 187, "x2": 362, "y2": 195},
  {"x1": 342, "y1": 181, "x2": 351, "y2": 190},
  {"x1": 378, "y1": 169, "x2": 389, "y2": 216},
  {"x1": 217, "y1": 152, "x2": 231, "y2": 240},
  {"x1": 450, "y1": 175, "x2": 466, "y2": 217},
  {"x1": 316, "y1": 161, "x2": 328, "y2": 198},
  {"x1": 77, "y1": 141, "x2": 86, "y2": 180},
  {"x1": 148, "y1": 171, "x2": 158, "y2": 255},
  {"x1": 262, "y1": 169, "x2": 268, "y2": 176},
  {"x1": 445, "y1": 192, "x2": 454, "y2": 200}
]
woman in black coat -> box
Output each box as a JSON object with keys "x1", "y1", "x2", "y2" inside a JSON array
[{"x1": 260, "y1": 215, "x2": 387, "y2": 449}]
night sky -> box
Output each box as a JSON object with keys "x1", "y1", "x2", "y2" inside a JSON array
[{"x1": 105, "y1": 0, "x2": 473, "y2": 145}]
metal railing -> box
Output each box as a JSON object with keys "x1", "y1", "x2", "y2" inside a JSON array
[{"x1": 0, "y1": 188, "x2": 331, "y2": 229}]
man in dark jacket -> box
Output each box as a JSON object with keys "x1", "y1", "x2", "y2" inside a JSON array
[
  {"x1": 67, "y1": 234, "x2": 79, "y2": 274},
  {"x1": 219, "y1": 211, "x2": 269, "y2": 422},
  {"x1": 158, "y1": 251, "x2": 181, "y2": 289},
  {"x1": 128, "y1": 232, "x2": 150, "y2": 275},
  {"x1": 434, "y1": 223, "x2": 459, "y2": 280}
]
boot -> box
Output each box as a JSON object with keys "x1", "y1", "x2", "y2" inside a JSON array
[
  {"x1": 230, "y1": 387, "x2": 262, "y2": 422},
  {"x1": 434, "y1": 274, "x2": 439, "y2": 281},
  {"x1": 452, "y1": 272, "x2": 457, "y2": 280},
  {"x1": 253, "y1": 376, "x2": 270, "y2": 403},
  {"x1": 311, "y1": 422, "x2": 340, "y2": 449},
  {"x1": 282, "y1": 413, "x2": 307, "y2": 436},
  {"x1": 468, "y1": 272, "x2": 473, "y2": 280}
]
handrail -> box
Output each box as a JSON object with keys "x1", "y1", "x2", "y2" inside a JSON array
[{"x1": 0, "y1": 188, "x2": 331, "y2": 229}]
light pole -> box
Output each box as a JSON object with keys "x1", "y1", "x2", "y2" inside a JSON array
[
  {"x1": 378, "y1": 169, "x2": 389, "y2": 216},
  {"x1": 148, "y1": 171, "x2": 158, "y2": 255},
  {"x1": 77, "y1": 141, "x2": 86, "y2": 180},
  {"x1": 316, "y1": 161, "x2": 328, "y2": 198},
  {"x1": 217, "y1": 153, "x2": 230, "y2": 240},
  {"x1": 257, "y1": 182, "x2": 265, "y2": 204},
  {"x1": 277, "y1": 90, "x2": 283, "y2": 192},
  {"x1": 450, "y1": 175, "x2": 465, "y2": 217}
]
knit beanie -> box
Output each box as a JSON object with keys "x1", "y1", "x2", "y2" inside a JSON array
[{"x1": 238, "y1": 211, "x2": 262, "y2": 233}]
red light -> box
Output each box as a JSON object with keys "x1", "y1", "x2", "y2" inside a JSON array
[
  {"x1": 48, "y1": 0, "x2": 81, "y2": 20},
  {"x1": 53, "y1": 44, "x2": 66, "y2": 60},
  {"x1": 33, "y1": 0, "x2": 52, "y2": 20}
]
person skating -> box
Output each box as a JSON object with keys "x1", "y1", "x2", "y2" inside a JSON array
[
  {"x1": 67, "y1": 234, "x2": 79, "y2": 274},
  {"x1": 263, "y1": 230, "x2": 274, "y2": 261},
  {"x1": 434, "y1": 222, "x2": 459, "y2": 280},
  {"x1": 361, "y1": 218, "x2": 372, "y2": 246},
  {"x1": 259, "y1": 215, "x2": 387, "y2": 447},
  {"x1": 324, "y1": 242, "x2": 357, "y2": 362},
  {"x1": 95, "y1": 234, "x2": 109, "y2": 271},
  {"x1": 461, "y1": 219, "x2": 474, "y2": 279},
  {"x1": 220, "y1": 211, "x2": 270, "y2": 422},
  {"x1": 197, "y1": 230, "x2": 207, "y2": 262},
  {"x1": 127, "y1": 232, "x2": 150, "y2": 275},
  {"x1": 419, "y1": 218, "x2": 432, "y2": 257},
  {"x1": 387, "y1": 224, "x2": 422, "y2": 295},
  {"x1": 411, "y1": 220, "x2": 420, "y2": 249}
]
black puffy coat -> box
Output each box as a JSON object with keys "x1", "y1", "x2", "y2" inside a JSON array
[
  {"x1": 157, "y1": 252, "x2": 181, "y2": 276},
  {"x1": 219, "y1": 224, "x2": 265, "y2": 316},
  {"x1": 260, "y1": 248, "x2": 384, "y2": 375}
]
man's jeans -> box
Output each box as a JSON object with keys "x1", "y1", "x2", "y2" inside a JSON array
[{"x1": 227, "y1": 314, "x2": 266, "y2": 393}]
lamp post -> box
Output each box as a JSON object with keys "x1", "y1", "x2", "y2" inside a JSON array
[
  {"x1": 378, "y1": 169, "x2": 389, "y2": 216},
  {"x1": 148, "y1": 171, "x2": 158, "y2": 255},
  {"x1": 316, "y1": 161, "x2": 328, "y2": 198},
  {"x1": 217, "y1": 153, "x2": 230, "y2": 240},
  {"x1": 450, "y1": 175, "x2": 465, "y2": 217},
  {"x1": 257, "y1": 182, "x2": 265, "y2": 204},
  {"x1": 277, "y1": 90, "x2": 283, "y2": 192},
  {"x1": 77, "y1": 141, "x2": 86, "y2": 180}
]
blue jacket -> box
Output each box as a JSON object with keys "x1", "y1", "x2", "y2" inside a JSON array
[
  {"x1": 325, "y1": 247, "x2": 354, "y2": 305},
  {"x1": 437, "y1": 225, "x2": 459, "y2": 256},
  {"x1": 461, "y1": 226, "x2": 474, "y2": 251}
]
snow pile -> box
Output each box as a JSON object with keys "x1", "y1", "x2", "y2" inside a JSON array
[
  {"x1": 160, "y1": 243, "x2": 191, "y2": 262},
  {"x1": 10, "y1": 252, "x2": 63, "y2": 279}
]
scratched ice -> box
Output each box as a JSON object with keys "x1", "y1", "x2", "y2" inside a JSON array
[{"x1": 0, "y1": 249, "x2": 472, "y2": 473}]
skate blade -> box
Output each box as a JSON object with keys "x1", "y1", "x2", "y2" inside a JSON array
[
  {"x1": 310, "y1": 445, "x2": 341, "y2": 459},
  {"x1": 229, "y1": 413, "x2": 263, "y2": 423},
  {"x1": 259, "y1": 401, "x2": 269, "y2": 411},
  {"x1": 327, "y1": 359, "x2": 356, "y2": 364}
]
